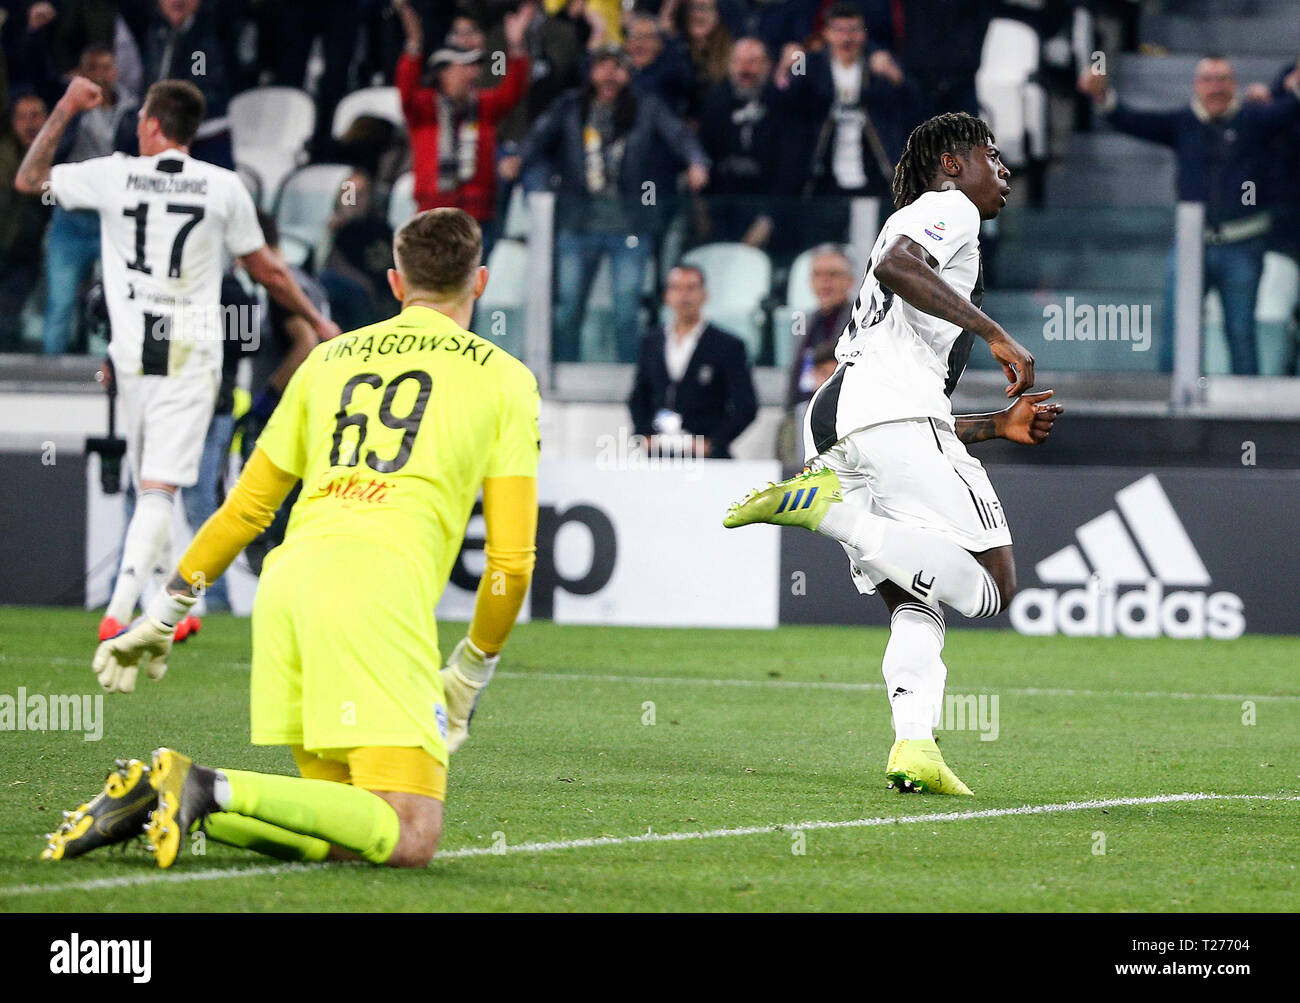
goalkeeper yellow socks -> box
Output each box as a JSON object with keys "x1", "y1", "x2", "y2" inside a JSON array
[
  {"x1": 217, "y1": 770, "x2": 401, "y2": 864},
  {"x1": 203, "y1": 812, "x2": 330, "y2": 863}
]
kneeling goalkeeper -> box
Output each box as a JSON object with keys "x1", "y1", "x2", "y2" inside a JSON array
[{"x1": 44, "y1": 208, "x2": 539, "y2": 869}]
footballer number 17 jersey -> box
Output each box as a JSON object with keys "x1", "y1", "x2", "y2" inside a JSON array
[{"x1": 49, "y1": 148, "x2": 265, "y2": 379}]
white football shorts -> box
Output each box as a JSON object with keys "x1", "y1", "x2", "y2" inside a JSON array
[
  {"x1": 807, "y1": 416, "x2": 1013, "y2": 594},
  {"x1": 116, "y1": 369, "x2": 219, "y2": 488}
]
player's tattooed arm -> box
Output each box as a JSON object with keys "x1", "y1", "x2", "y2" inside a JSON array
[
  {"x1": 954, "y1": 413, "x2": 1000, "y2": 444},
  {"x1": 957, "y1": 390, "x2": 1065, "y2": 446},
  {"x1": 13, "y1": 104, "x2": 72, "y2": 194},
  {"x1": 874, "y1": 234, "x2": 1035, "y2": 396},
  {"x1": 14, "y1": 76, "x2": 102, "y2": 194}
]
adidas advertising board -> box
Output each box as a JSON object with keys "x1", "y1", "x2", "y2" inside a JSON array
[
  {"x1": 780, "y1": 467, "x2": 1300, "y2": 637},
  {"x1": 1009, "y1": 474, "x2": 1243, "y2": 639}
]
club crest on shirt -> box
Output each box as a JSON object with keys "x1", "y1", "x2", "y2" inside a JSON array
[{"x1": 697, "y1": 364, "x2": 713, "y2": 385}]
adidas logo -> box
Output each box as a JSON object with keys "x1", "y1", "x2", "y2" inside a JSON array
[{"x1": 1009, "y1": 474, "x2": 1244, "y2": 640}]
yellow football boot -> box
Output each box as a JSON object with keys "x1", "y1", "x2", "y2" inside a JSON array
[
  {"x1": 885, "y1": 739, "x2": 974, "y2": 795},
  {"x1": 723, "y1": 464, "x2": 842, "y2": 530}
]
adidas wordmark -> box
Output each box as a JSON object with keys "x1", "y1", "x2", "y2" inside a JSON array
[{"x1": 1010, "y1": 474, "x2": 1245, "y2": 639}]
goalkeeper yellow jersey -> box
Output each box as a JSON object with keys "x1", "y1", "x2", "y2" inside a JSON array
[{"x1": 253, "y1": 305, "x2": 540, "y2": 603}]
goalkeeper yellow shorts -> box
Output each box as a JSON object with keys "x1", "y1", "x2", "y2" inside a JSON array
[
  {"x1": 250, "y1": 536, "x2": 449, "y2": 769},
  {"x1": 292, "y1": 745, "x2": 447, "y2": 801}
]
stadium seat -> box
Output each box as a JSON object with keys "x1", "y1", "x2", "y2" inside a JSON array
[
  {"x1": 331, "y1": 86, "x2": 404, "y2": 139},
  {"x1": 274, "y1": 164, "x2": 354, "y2": 271},
  {"x1": 475, "y1": 238, "x2": 529, "y2": 358},
  {"x1": 388, "y1": 171, "x2": 417, "y2": 231},
  {"x1": 229, "y1": 87, "x2": 316, "y2": 210},
  {"x1": 771, "y1": 246, "x2": 822, "y2": 369},
  {"x1": 975, "y1": 18, "x2": 1048, "y2": 168},
  {"x1": 680, "y1": 242, "x2": 772, "y2": 360}
]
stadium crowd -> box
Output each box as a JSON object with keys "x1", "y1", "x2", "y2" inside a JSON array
[{"x1": 2, "y1": 0, "x2": 1299, "y2": 385}]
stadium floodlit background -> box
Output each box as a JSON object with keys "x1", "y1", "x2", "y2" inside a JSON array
[{"x1": 0, "y1": 0, "x2": 1298, "y2": 916}]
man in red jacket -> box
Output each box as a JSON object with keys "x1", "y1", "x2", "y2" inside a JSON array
[{"x1": 394, "y1": 1, "x2": 533, "y2": 260}]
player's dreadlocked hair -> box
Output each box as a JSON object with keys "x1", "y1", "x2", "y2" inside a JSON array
[{"x1": 891, "y1": 112, "x2": 996, "y2": 209}]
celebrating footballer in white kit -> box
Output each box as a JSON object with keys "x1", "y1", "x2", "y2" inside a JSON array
[
  {"x1": 16, "y1": 76, "x2": 339, "y2": 661},
  {"x1": 726, "y1": 112, "x2": 1064, "y2": 795}
]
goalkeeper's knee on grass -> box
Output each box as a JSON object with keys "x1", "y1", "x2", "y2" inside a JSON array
[{"x1": 215, "y1": 768, "x2": 443, "y2": 868}]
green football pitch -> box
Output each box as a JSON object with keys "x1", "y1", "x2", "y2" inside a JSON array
[{"x1": 1, "y1": 607, "x2": 1297, "y2": 912}]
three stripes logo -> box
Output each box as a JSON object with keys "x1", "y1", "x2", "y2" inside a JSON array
[
  {"x1": 774, "y1": 486, "x2": 820, "y2": 515},
  {"x1": 1009, "y1": 474, "x2": 1244, "y2": 639}
]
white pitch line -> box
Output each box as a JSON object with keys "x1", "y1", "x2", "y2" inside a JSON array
[
  {"x1": 495, "y1": 670, "x2": 1300, "y2": 704},
  {"x1": 5, "y1": 793, "x2": 1295, "y2": 896},
  {"x1": 0, "y1": 862, "x2": 321, "y2": 898},
  {"x1": 6, "y1": 655, "x2": 1299, "y2": 704},
  {"x1": 435, "y1": 793, "x2": 1300, "y2": 860}
]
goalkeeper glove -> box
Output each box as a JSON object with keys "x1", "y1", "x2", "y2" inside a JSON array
[
  {"x1": 441, "y1": 637, "x2": 499, "y2": 754},
  {"x1": 92, "y1": 590, "x2": 197, "y2": 693}
]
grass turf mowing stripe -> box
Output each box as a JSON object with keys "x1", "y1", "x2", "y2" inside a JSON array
[
  {"x1": 6, "y1": 793, "x2": 1295, "y2": 897},
  {"x1": 6, "y1": 655, "x2": 1298, "y2": 703}
]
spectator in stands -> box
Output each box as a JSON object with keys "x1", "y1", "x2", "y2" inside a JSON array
[
  {"x1": 785, "y1": 244, "x2": 854, "y2": 407},
  {"x1": 781, "y1": 3, "x2": 921, "y2": 241},
  {"x1": 893, "y1": 0, "x2": 991, "y2": 119},
  {"x1": 491, "y1": 1, "x2": 584, "y2": 146},
  {"x1": 0, "y1": 93, "x2": 50, "y2": 351},
  {"x1": 243, "y1": 210, "x2": 329, "y2": 434},
  {"x1": 334, "y1": 113, "x2": 407, "y2": 191},
  {"x1": 504, "y1": 45, "x2": 710, "y2": 362},
  {"x1": 42, "y1": 45, "x2": 137, "y2": 355},
  {"x1": 137, "y1": 0, "x2": 237, "y2": 167},
  {"x1": 51, "y1": 0, "x2": 145, "y2": 100},
  {"x1": 266, "y1": 0, "x2": 357, "y2": 159},
  {"x1": 661, "y1": 0, "x2": 733, "y2": 116},
  {"x1": 625, "y1": 12, "x2": 694, "y2": 118},
  {"x1": 806, "y1": 4, "x2": 920, "y2": 197},
  {"x1": 546, "y1": 0, "x2": 616, "y2": 47},
  {"x1": 447, "y1": 12, "x2": 486, "y2": 53},
  {"x1": 182, "y1": 269, "x2": 258, "y2": 613},
  {"x1": 2, "y1": 0, "x2": 62, "y2": 108},
  {"x1": 1080, "y1": 56, "x2": 1300, "y2": 375},
  {"x1": 629, "y1": 264, "x2": 757, "y2": 458},
  {"x1": 1247, "y1": 56, "x2": 1300, "y2": 271},
  {"x1": 395, "y1": 0, "x2": 532, "y2": 263},
  {"x1": 697, "y1": 36, "x2": 792, "y2": 249},
  {"x1": 319, "y1": 171, "x2": 395, "y2": 331}
]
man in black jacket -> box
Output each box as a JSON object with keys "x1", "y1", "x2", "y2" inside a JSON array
[
  {"x1": 1079, "y1": 56, "x2": 1300, "y2": 374},
  {"x1": 698, "y1": 36, "x2": 806, "y2": 250},
  {"x1": 629, "y1": 264, "x2": 757, "y2": 458},
  {"x1": 136, "y1": 0, "x2": 239, "y2": 168},
  {"x1": 776, "y1": 3, "x2": 922, "y2": 243},
  {"x1": 506, "y1": 46, "x2": 710, "y2": 362}
]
